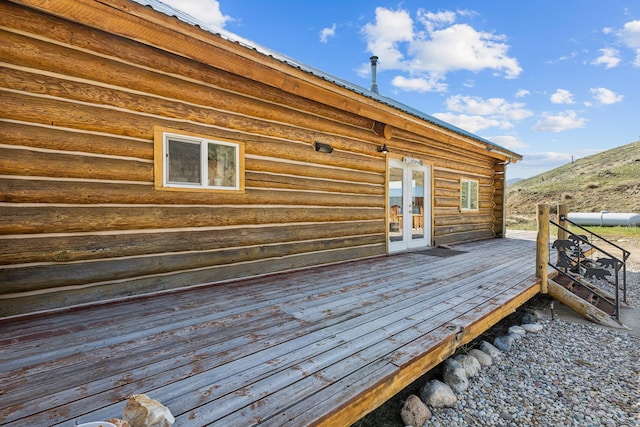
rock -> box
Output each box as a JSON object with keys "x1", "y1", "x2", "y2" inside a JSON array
[
  {"x1": 468, "y1": 348, "x2": 492, "y2": 366},
  {"x1": 400, "y1": 394, "x2": 431, "y2": 426},
  {"x1": 420, "y1": 379, "x2": 457, "y2": 408},
  {"x1": 508, "y1": 325, "x2": 526, "y2": 336},
  {"x1": 508, "y1": 332, "x2": 523, "y2": 341},
  {"x1": 454, "y1": 354, "x2": 482, "y2": 377},
  {"x1": 106, "y1": 420, "x2": 130, "y2": 427},
  {"x1": 500, "y1": 411, "x2": 514, "y2": 421},
  {"x1": 521, "y1": 309, "x2": 544, "y2": 324},
  {"x1": 493, "y1": 335, "x2": 515, "y2": 353},
  {"x1": 443, "y1": 358, "x2": 469, "y2": 393},
  {"x1": 123, "y1": 394, "x2": 175, "y2": 427},
  {"x1": 479, "y1": 340, "x2": 502, "y2": 359},
  {"x1": 521, "y1": 323, "x2": 544, "y2": 333}
]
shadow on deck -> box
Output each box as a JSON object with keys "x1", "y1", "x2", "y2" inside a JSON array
[{"x1": 0, "y1": 231, "x2": 540, "y2": 426}]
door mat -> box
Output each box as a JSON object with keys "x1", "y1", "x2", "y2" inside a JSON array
[{"x1": 414, "y1": 248, "x2": 467, "y2": 258}]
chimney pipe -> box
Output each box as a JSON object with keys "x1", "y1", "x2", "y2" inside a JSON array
[{"x1": 369, "y1": 56, "x2": 379, "y2": 94}]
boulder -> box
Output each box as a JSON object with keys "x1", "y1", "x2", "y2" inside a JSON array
[
  {"x1": 442, "y1": 358, "x2": 468, "y2": 393},
  {"x1": 400, "y1": 394, "x2": 431, "y2": 427},
  {"x1": 508, "y1": 325, "x2": 526, "y2": 336},
  {"x1": 508, "y1": 332, "x2": 523, "y2": 341},
  {"x1": 468, "y1": 348, "x2": 492, "y2": 366},
  {"x1": 453, "y1": 354, "x2": 482, "y2": 377},
  {"x1": 521, "y1": 323, "x2": 544, "y2": 333},
  {"x1": 479, "y1": 340, "x2": 502, "y2": 359},
  {"x1": 521, "y1": 309, "x2": 544, "y2": 324},
  {"x1": 123, "y1": 394, "x2": 175, "y2": 427},
  {"x1": 493, "y1": 335, "x2": 515, "y2": 353},
  {"x1": 420, "y1": 379, "x2": 457, "y2": 408}
]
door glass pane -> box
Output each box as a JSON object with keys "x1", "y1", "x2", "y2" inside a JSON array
[
  {"x1": 389, "y1": 167, "x2": 404, "y2": 242},
  {"x1": 412, "y1": 170, "x2": 424, "y2": 239}
]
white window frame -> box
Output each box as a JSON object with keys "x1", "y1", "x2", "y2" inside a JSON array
[
  {"x1": 460, "y1": 179, "x2": 479, "y2": 211},
  {"x1": 155, "y1": 128, "x2": 243, "y2": 192}
]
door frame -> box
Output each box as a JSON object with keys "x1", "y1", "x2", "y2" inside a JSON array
[{"x1": 387, "y1": 157, "x2": 432, "y2": 254}]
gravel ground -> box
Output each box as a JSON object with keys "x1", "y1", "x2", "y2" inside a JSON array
[
  {"x1": 425, "y1": 316, "x2": 640, "y2": 426},
  {"x1": 354, "y1": 266, "x2": 640, "y2": 427}
]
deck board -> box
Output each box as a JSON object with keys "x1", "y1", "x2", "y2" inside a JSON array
[{"x1": 0, "y1": 232, "x2": 540, "y2": 427}]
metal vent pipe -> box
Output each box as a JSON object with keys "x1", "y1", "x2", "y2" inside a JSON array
[{"x1": 370, "y1": 56, "x2": 379, "y2": 93}]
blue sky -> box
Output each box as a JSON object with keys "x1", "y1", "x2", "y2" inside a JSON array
[{"x1": 156, "y1": 0, "x2": 640, "y2": 179}]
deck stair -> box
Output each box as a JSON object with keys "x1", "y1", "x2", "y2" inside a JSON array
[{"x1": 545, "y1": 215, "x2": 630, "y2": 328}]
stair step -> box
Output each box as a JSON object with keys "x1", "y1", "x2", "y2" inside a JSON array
[
  {"x1": 552, "y1": 273, "x2": 617, "y2": 314},
  {"x1": 595, "y1": 298, "x2": 617, "y2": 316}
]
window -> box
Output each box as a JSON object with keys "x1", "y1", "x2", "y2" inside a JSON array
[
  {"x1": 154, "y1": 127, "x2": 244, "y2": 191},
  {"x1": 460, "y1": 179, "x2": 478, "y2": 211}
]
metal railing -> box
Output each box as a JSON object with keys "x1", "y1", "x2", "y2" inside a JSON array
[{"x1": 548, "y1": 216, "x2": 630, "y2": 322}]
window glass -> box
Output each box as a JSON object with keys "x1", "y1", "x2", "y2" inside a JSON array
[
  {"x1": 207, "y1": 143, "x2": 236, "y2": 187},
  {"x1": 470, "y1": 181, "x2": 478, "y2": 210},
  {"x1": 461, "y1": 179, "x2": 479, "y2": 210},
  {"x1": 461, "y1": 182, "x2": 469, "y2": 210},
  {"x1": 157, "y1": 129, "x2": 242, "y2": 191},
  {"x1": 168, "y1": 139, "x2": 201, "y2": 184},
  {"x1": 389, "y1": 166, "x2": 404, "y2": 242}
]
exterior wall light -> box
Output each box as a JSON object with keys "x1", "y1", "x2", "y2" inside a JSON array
[
  {"x1": 314, "y1": 141, "x2": 333, "y2": 153},
  {"x1": 377, "y1": 144, "x2": 389, "y2": 154}
]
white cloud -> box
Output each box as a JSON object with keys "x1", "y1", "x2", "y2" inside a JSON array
[
  {"x1": 391, "y1": 75, "x2": 447, "y2": 92},
  {"x1": 509, "y1": 148, "x2": 603, "y2": 178},
  {"x1": 159, "y1": 0, "x2": 230, "y2": 30},
  {"x1": 523, "y1": 151, "x2": 571, "y2": 167},
  {"x1": 320, "y1": 23, "x2": 337, "y2": 44},
  {"x1": 432, "y1": 112, "x2": 503, "y2": 133},
  {"x1": 515, "y1": 89, "x2": 530, "y2": 98},
  {"x1": 518, "y1": 149, "x2": 601, "y2": 167},
  {"x1": 408, "y1": 23, "x2": 522, "y2": 79},
  {"x1": 444, "y1": 95, "x2": 533, "y2": 121},
  {"x1": 592, "y1": 48, "x2": 621, "y2": 68},
  {"x1": 360, "y1": 8, "x2": 521, "y2": 93},
  {"x1": 486, "y1": 135, "x2": 528, "y2": 150},
  {"x1": 433, "y1": 95, "x2": 533, "y2": 134},
  {"x1": 418, "y1": 10, "x2": 456, "y2": 33},
  {"x1": 532, "y1": 111, "x2": 586, "y2": 132},
  {"x1": 619, "y1": 21, "x2": 640, "y2": 47},
  {"x1": 617, "y1": 20, "x2": 640, "y2": 66},
  {"x1": 589, "y1": 87, "x2": 624, "y2": 105},
  {"x1": 550, "y1": 89, "x2": 575, "y2": 105},
  {"x1": 361, "y1": 8, "x2": 414, "y2": 70}
]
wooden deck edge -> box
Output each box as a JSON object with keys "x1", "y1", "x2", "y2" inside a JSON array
[
  {"x1": 312, "y1": 330, "x2": 459, "y2": 427},
  {"x1": 312, "y1": 279, "x2": 541, "y2": 427},
  {"x1": 458, "y1": 279, "x2": 540, "y2": 346}
]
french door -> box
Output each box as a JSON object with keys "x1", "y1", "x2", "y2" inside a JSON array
[{"x1": 388, "y1": 158, "x2": 431, "y2": 253}]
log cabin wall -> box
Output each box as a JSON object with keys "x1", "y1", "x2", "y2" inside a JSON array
[{"x1": 0, "y1": 0, "x2": 515, "y2": 317}]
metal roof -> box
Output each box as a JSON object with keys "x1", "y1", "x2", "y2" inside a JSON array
[{"x1": 133, "y1": 0, "x2": 518, "y2": 158}]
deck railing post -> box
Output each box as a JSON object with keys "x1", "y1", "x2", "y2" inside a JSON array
[
  {"x1": 557, "y1": 204, "x2": 568, "y2": 265},
  {"x1": 536, "y1": 204, "x2": 550, "y2": 294},
  {"x1": 557, "y1": 204, "x2": 568, "y2": 240}
]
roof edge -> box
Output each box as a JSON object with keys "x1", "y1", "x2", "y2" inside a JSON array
[{"x1": 131, "y1": 0, "x2": 521, "y2": 161}]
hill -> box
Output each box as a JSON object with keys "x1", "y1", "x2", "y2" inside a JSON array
[{"x1": 506, "y1": 140, "x2": 640, "y2": 222}]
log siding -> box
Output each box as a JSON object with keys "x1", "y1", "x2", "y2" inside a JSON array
[{"x1": 0, "y1": 0, "x2": 519, "y2": 316}]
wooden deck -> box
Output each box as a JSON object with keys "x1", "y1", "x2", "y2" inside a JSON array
[{"x1": 0, "y1": 231, "x2": 540, "y2": 426}]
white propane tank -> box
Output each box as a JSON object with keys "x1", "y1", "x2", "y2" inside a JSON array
[{"x1": 568, "y1": 211, "x2": 640, "y2": 226}]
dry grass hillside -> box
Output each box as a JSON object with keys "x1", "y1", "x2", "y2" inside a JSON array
[{"x1": 506, "y1": 140, "x2": 640, "y2": 228}]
